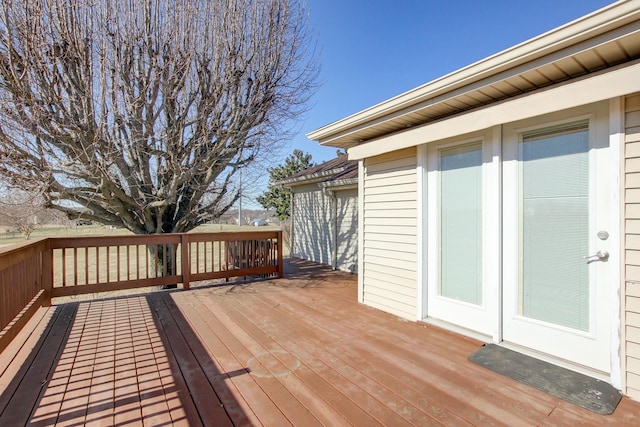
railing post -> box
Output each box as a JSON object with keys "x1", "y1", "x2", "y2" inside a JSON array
[
  {"x1": 41, "y1": 239, "x2": 53, "y2": 307},
  {"x1": 277, "y1": 230, "x2": 284, "y2": 278},
  {"x1": 181, "y1": 233, "x2": 190, "y2": 290}
]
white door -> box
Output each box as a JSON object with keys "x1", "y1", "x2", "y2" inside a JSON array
[
  {"x1": 426, "y1": 134, "x2": 500, "y2": 337},
  {"x1": 502, "y1": 111, "x2": 611, "y2": 373}
]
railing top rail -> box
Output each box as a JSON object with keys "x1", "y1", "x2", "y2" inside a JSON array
[
  {"x1": 48, "y1": 234, "x2": 183, "y2": 248},
  {"x1": 186, "y1": 230, "x2": 282, "y2": 242},
  {"x1": 46, "y1": 229, "x2": 282, "y2": 249}
]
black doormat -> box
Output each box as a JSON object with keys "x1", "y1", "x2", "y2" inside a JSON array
[{"x1": 469, "y1": 344, "x2": 621, "y2": 415}]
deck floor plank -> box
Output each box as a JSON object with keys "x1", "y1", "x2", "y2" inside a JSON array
[
  {"x1": 178, "y1": 289, "x2": 356, "y2": 426},
  {"x1": 264, "y1": 280, "x2": 557, "y2": 426},
  {"x1": 1, "y1": 259, "x2": 640, "y2": 425},
  {"x1": 252, "y1": 283, "x2": 521, "y2": 426},
  {"x1": 146, "y1": 295, "x2": 203, "y2": 427},
  {"x1": 147, "y1": 292, "x2": 228, "y2": 427},
  {"x1": 171, "y1": 292, "x2": 302, "y2": 427},
  {"x1": 56, "y1": 301, "x2": 98, "y2": 426},
  {"x1": 131, "y1": 296, "x2": 174, "y2": 426},
  {"x1": 166, "y1": 291, "x2": 286, "y2": 427},
  {"x1": 84, "y1": 299, "x2": 116, "y2": 427},
  {"x1": 0, "y1": 305, "x2": 51, "y2": 385},
  {"x1": 210, "y1": 290, "x2": 426, "y2": 427},
  {"x1": 225, "y1": 290, "x2": 437, "y2": 425},
  {"x1": 0, "y1": 303, "x2": 77, "y2": 426},
  {"x1": 224, "y1": 287, "x2": 473, "y2": 427},
  {"x1": 165, "y1": 294, "x2": 260, "y2": 426},
  {"x1": 112, "y1": 297, "x2": 144, "y2": 426},
  {"x1": 181, "y1": 290, "x2": 370, "y2": 427}
]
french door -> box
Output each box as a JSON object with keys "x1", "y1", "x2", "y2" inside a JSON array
[
  {"x1": 426, "y1": 133, "x2": 500, "y2": 337},
  {"x1": 502, "y1": 111, "x2": 611, "y2": 373},
  {"x1": 425, "y1": 103, "x2": 612, "y2": 374}
]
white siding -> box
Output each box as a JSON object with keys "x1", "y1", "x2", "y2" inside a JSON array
[
  {"x1": 625, "y1": 93, "x2": 640, "y2": 400},
  {"x1": 291, "y1": 184, "x2": 333, "y2": 266},
  {"x1": 335, "y1": 189, "x2": 358, "y2": 273},
  {"x1": 362, "y1": 147, "x2": 418, "y2": 320}
]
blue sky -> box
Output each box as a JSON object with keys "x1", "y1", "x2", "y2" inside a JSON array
[{"x1": 288, "y1": 0, "x2": 616, "y2": 164}]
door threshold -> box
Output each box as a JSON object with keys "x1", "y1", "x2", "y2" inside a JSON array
[{"x1": 420, "y1": 317, "x2": 493, "y2": 344}]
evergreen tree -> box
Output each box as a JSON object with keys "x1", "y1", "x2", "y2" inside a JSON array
[{"x1": 257, "y1": 150, "x2": 313, "y2": 220}]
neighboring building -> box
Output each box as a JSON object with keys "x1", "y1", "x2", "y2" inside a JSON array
[
  {"x1": 279, "y1": 156, "x2": 358, "y2": 273},
  {"x1": 308, "y1": 2, "x2": 640, "y2": 400}
]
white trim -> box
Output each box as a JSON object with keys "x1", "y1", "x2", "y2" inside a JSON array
[
  {"x1": 489, "y1": 125, "x2": 503, "y2": 343},
  {"x1": 348, "y1": 62, "x2": 640, "y2": 160},
  {"x1": 289, "y1": 190, "x2": 295, "y2": 256},
  {"x1": 609, "y1": 96, "x2": 624, "y2": 390},
  {"x1": 417, "y1": 144, "x2": 427, "y2": 320},
  {"x1": 357, "y1": 160, "x2": 365, "y2": 303}
]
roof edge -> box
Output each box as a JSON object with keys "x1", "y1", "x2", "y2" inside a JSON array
[{"x1": 276, "y1": 166, "x2": 347, "y2": 187}]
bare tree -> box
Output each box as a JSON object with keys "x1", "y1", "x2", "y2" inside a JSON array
[
  {"x1": 0, "y1": 0, "x2": 318, "y2": 235},
  {"x1": 0, "y1": 183, "x2": 47, "y2": 239}
]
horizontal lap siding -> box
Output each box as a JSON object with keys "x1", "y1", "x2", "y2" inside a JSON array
[
  {"x1": 363, "y1": 148, "x2": 418, "y2": 320},
  {"x1": 292, "y1": 185, "x2": 333, "y2": 266},
  {"x1": 626, "y1": 93, "x2": 640, "y2": 400}
]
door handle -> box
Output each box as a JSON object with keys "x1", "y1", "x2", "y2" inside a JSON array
[{"x1": 583, "y1": 250, "x2": 609, "y2": 262}]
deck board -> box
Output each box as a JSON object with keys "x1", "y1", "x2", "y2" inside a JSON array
[{"x1": 1, "y1": 258, "x2": 640, "y2": 426}]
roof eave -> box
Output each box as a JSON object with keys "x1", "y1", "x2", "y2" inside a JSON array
[{"x1": 276, "y1": 167, "x2": 347, "y2": 187}]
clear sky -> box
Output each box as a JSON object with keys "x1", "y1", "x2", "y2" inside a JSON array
[{"x1": 287, "y1": 0, "x2": 616, "y2": 164}]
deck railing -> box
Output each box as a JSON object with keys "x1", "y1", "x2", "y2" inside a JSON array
[{"x1": 0, "y1": 230, "x2": 283, "y2": 353}]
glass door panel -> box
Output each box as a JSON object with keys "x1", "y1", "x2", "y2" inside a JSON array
[
  {"x1": 520, "y1": 122, "x2": 589, "y2": 330},
  {"x1": 440, "y1": 143, "x2": 483, "y2": 305}
]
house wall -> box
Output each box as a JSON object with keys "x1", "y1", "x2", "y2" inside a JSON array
[
  {"x1": 335, "y1": 189, "x2": 358, "y2": 273},
  {"x1": 291, "y1": 184, "x2": 333, "y2": 266},
  {"x1": 625, "y1": 92, "x2": 640, "y2": 400},
  {"x1": 362, "y1": 147, "x2": 418, "y2": 320}
]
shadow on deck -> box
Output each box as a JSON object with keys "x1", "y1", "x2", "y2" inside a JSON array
[{"x1": 1, "y1": 258, "x2": 640, "y2": 426}]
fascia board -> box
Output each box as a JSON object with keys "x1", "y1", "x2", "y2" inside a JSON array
[{"x1": 277, "y1": 167, "x2": 347, "y2": 187}]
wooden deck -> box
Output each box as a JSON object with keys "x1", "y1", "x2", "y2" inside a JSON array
[{"x1": 1, "y1": 259, "x2": 639, "y2": 426}]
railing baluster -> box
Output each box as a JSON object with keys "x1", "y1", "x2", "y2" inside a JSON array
[
  {"x1": 196, "y1": 242, "x2": 201, "y2": 274},
  {"x1": 73, "y1": 248, "x2": 78, "y2": 287},
  {"x1": 117, "y1": 246, "x2": 121, "y2": 281},
  {"x1": 216, "y1": 240, "x2": 221, "y2": 273},
  {"x1": 84, "y1": 246, "x2": 89, "y2": 285},
  {"x1": 163, "y1": 244, "x2": 167, "y2": 277},
  {"x1": 96, "y1": 246, "x2": 101, "y2": 284},
  {"x1": 62, "y1": 248, "x2": 67, "y2": 287}
]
